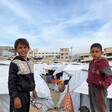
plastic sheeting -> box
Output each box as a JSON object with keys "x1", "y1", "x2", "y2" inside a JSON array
[
  {"x1": 0, "y1": 94, "x2": 10, "y2": 112},
  {"x1": 31, "y1": 97, "x2": 54, "y2": 111},
  {"x1": 74, "y1": 80, "x2": 112, "y2": 99},
  {"x1": 30, "y1": 64, "x2": 54, "y2": 111},
  {"x1": 63, "y1": 64, "x2": 89, "y2": 76},
  {"x1": 34, "y1": 71, "x2": 52, "y2": 99}
]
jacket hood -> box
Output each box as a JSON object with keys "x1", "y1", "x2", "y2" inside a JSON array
[
  {"x1": 13, "y1": 56, "x2": 29, "y2": 61},
  {"x1": 94, "y1": 57, "x2": 107, "y2": 63}
]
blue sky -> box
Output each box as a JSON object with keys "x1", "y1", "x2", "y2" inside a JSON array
[{"x1": 0, "y1": 0, "x2": 112, "y2": 54}]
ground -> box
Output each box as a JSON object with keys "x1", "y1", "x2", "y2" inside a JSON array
[{"x1": 30, "y1": 89, "x2": 61, "y2": 112}]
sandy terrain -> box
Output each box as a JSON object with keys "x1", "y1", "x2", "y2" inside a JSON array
[{"x1": 30, "y1": 89, "x2": 61, "y2": 112}]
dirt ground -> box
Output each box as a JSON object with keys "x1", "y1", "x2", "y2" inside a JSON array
[{"x1": 30, "y1": 89, "x2": 61, "y2": 112}]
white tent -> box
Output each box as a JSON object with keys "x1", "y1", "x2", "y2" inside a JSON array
[
  {"x1": 34, "y1": 63, "x2": 51, "y2": 75},
  {"x1": 31, "y1": 64, "x2": 54, "y2": 111},
  {"x1": 74, "y1": 80, "x2": 112, "y2": 98},
  {"x1": 0, "y1": 63, "x2": 10, "y2": 112},
  {"x1": 53, "y1": 65, "x2": 67, "y2": 76},
  {"x1": 74, "y1": 65, "x2": 112, "y2": 98}
]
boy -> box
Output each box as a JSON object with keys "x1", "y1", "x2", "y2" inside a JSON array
[
  {"x1": 86, "y1": 43, "x2": 112, "y2": 112},
  {"x1": 8, "y1": 38, "x2": 36, "y2": 112}
]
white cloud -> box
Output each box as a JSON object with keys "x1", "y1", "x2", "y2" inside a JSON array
[
  {"x1": 2, "y1": 0, "x2": 32, "y2": 21},
  {"x1": 0, "y1": 0, "x2": 112, "y2": 54}
]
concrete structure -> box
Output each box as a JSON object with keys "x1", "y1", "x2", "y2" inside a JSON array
[
  {"x1": 1, "y1": 46, "x2": 112, "y2": 63},
  {"x1": 0, "y1": 46, "x2": 15, "y2": 60},
  {"x1": 28, "y1": 48, "x2": 69, "y2": 60},
  {"x1": 78, "y1": 47, "x2": 112, "y2": 63},
  {"x1": 60, "y1": 48, "x2": 69, "y2": 60},
  {"x1": 0, "y1": 46, "x2": 69, "y2": 63},
  {"x1": 104, "y1": 47, "x2": 112, "y2": 61},
  {"x1": 27, "y1": 48, "x2": 69, "y2": 64},
  {"x1": 35, "y1": 52, "x2": 60, "y2": 58}
]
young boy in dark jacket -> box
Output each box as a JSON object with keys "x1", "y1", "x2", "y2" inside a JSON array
[
  {"x1": 86, "y1": 43, "x2": 112, "y2": 112},
  {"x1": 8, "y1": 38, "x2": 36, "y2": 112}
]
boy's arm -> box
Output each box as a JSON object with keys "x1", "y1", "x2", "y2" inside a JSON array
[
  {"x1": 8, "y1": 62, "x2": 18, "y2": 98},
  {"x1": 32, "y1": 88, "x2": 37, "y2": 99},
  {"x1": 99, "y1": 66, "x2": 112, "y2": 89}
]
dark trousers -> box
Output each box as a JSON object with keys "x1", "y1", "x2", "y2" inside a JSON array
[
  {"x1": 89, "y1": 84, "x2": 109, "y2": 112},
  {"x1": 10, "y1": 92, "x2": 30, "y2": 112}
]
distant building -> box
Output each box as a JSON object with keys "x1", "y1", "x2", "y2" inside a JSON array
[
  {"x1": 104, "y1": 47, "x2": 112, "y2": 61},
  {"x1": 35, "y1": 52, "x2": 60, "y2": 59},
  {"x1": 78, "y1": 47, "x2": 112, "y2": 63},
  {"x1": 0, "y1": 46, "x2": 15, "y2": 57},
  {"x1": 60, "y1": 48, "x2": 69, "y2": 60},
  {"x1": 28, "y1": 48, "x2": 69, "y2": 63},
  {"x1": 79, "y1": 53, "x2": 92, "y2": 63}
]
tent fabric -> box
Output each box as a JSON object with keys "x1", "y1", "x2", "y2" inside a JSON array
[
  {"x1": 53, "y1": 65, "x2": 66, "y2": 76},
  {"x1": 0, "y1": 65, "x2": 9, "y2": 94},
  {"x1": 60, "y1": 92, "x2": 74, "y2": 112},
  {"x1": 0, "y1": 94, "x2": 10, "y2": 112},
  {"x1": 31, "y1": 96, "x2": 54, "y2": 111},
  {"x1": 34, "y1": 68, "x2": 51, "y2": 99},
  {"x1": 63, "y1": 64, "x2": 89, "y2": 76},
  {"x1": 30, "y1": 64, "x2": 55, "y2": 111},
  {"x1": 74, "y1": 80, "x2": 112, "y2": 99}
]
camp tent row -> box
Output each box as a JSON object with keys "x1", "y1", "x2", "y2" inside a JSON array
[{"x1": 0, "y1": 61, "x2": 112, "y2": 112}]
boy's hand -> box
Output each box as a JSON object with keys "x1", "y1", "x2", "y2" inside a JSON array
[
  {"x1": 14, "y1": 97, "x2": 22, "y2": 109},
  {"x1": 33, "y1": 88, "x2": 37, "y2": 99},
  {"x1": 58, "y1": 81, "x2": 65, "y2": 93},
  {"x1": 99, "y1": 81, "x2": 110, "y2": 89}
]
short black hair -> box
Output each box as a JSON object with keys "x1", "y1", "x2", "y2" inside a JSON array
[
  {"x1": 90, "y1": 43, "x2": 102, "y2": 51},
  {"x1": 14, "y1": 38, "x2": 30, "y2": 49}
]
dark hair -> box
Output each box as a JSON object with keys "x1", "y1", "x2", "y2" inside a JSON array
[
  {"x1": 90, "y1": 43, "x2": 102, "y2": 51},
  {"x1": 14, "y1": 38, "x2": 30, "y2": 49}
]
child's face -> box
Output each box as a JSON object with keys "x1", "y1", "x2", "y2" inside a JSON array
[
  {"x1": 15, "y1": 43, "x2": 29, "y2": 58},
  {"x1": 90, "y1": 47, "x2": 103, "y2": 61}
]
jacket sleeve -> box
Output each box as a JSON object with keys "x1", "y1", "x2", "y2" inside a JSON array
[
  {"x1": 8, "y1": 62, "x2": 18, "y2": 98},
  {"x1": 99, "y1": 66, "x2": 112, "y2": 89},
  {"x1": 100, "y1": 66, "x2": 112, "y2": 89}
]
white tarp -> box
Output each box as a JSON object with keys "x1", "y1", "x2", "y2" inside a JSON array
[
  {"x1": 32, "y1": 65, "x2": 54, "y2": 111},
  {"x1": 53, "y1": 65, "x2": 66, "y2": 76},
  {"x1": 74, "y1": 64, "x2": 112, "y2": 98},
  {"x1": 0, "y1": 62, "x2": 10, "y2": 111},
  {"x1": 49, "y1": 63, "x2": 62, "y2": 70},
  {"x1": 0, "y1": 94, "x2": 10, "y2": 112},
  {"x1": 63, "y1": 64, "x2": 89, "y2": 76},
  {"x1": 74, "y1": 80, "x2": 112, "y2": 99},
  {"x1": 0, "y1": 65, "x2": 9, "y2": 94},
  {"x1": 60, "y1": 64, "x2": 88, "y2": 81},
  {"x1": 34, "y1": 63, "x2": 50, "y2": 75}
]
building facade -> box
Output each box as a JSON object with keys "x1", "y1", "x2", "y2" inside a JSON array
[
  {"x1": 78, "y1": 47, "x2": 112, "y2": 63},
  {"x1": 28, "y1": 48, "x2": 69, "y2": 61},
  {"x1": 0, "y1": 46, "x2": 69, "y2": 63},
  {"x1": 60, "y1": 48, "x2": 69, "y2": 60},
  {"x1": 0, "y1": 46, "x2": 15, "y2": 57},
  {"x1": 104, "y1": 47, "x2": 112, "y2": 61}
]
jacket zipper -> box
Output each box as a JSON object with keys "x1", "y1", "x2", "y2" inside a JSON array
[{"x1": 26, "y1": 60, "x2": 31, "y2": 73}]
